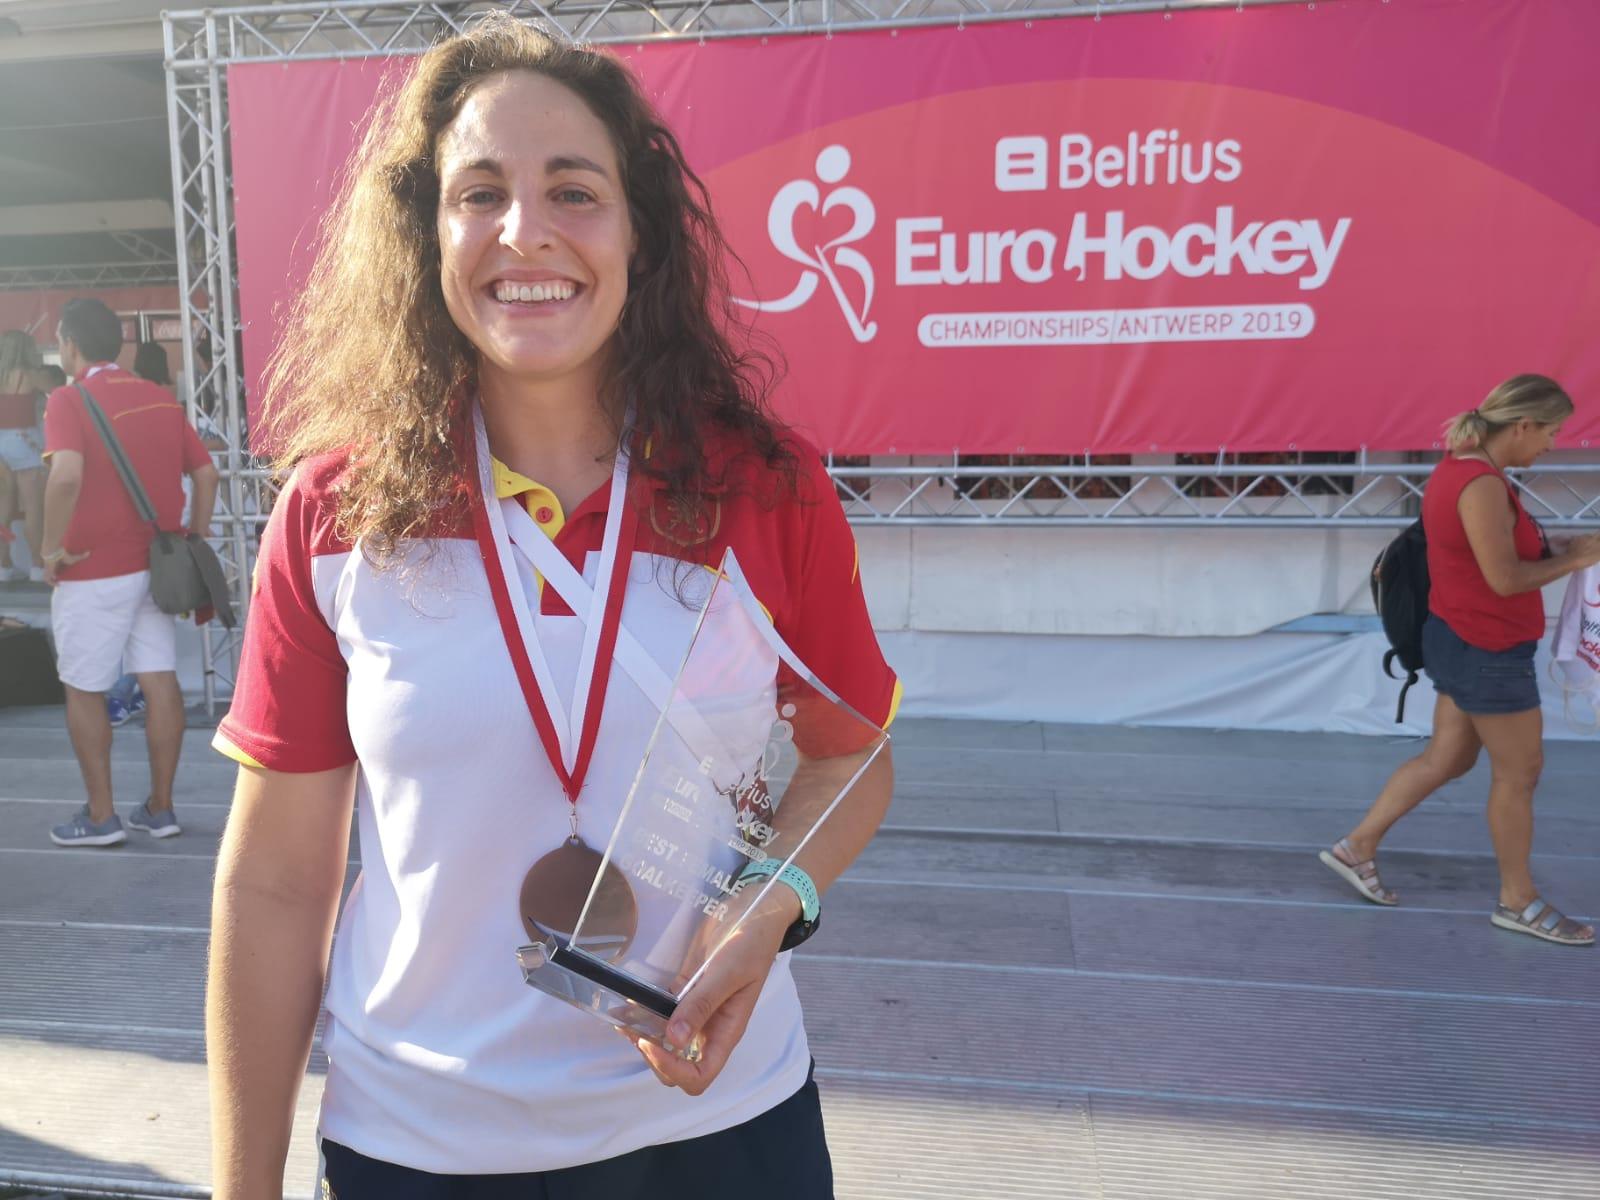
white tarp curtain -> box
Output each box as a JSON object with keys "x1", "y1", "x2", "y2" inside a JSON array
[
  {"x1": 153, "y1": 623, "x2": 1593, "y2": 741},
  {"x1": 882, "y1": 629, "x2": 1595, "y2": 742}
]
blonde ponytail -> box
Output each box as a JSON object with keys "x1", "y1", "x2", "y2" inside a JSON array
[
  {"x1": 1443, "y1": 374, "x2": 1574, "y2": 453},
  {"x1": 1444, "y1": 409, "x2": 1493, "y2": 452}
]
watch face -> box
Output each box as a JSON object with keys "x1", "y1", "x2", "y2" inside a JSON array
[{"x1": 779, "y1": 913, "x2": 821, "y2": 953}]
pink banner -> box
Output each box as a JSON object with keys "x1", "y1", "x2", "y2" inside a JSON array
[{"x1": 229, "y1": 0, "x2": 1600, "y2": 454}]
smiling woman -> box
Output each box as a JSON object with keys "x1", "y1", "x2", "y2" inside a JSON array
[
  {"x1": 433, "y1": 70, "x2": 638, "y2": 480},
  {"x1": 209, "y1": 13, "x2": 898, "y2": 1200},
  {"x1": 260, "y1": 14, "x2": 795, "y2": 558}
]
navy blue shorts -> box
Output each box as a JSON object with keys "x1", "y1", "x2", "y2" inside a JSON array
[
  {"x1": 1421, "y1": 615, "x2": 1540, "y2": 716},
  {"x1": 319, "y1": 1065, "x2": 832, "y2": 1200}
]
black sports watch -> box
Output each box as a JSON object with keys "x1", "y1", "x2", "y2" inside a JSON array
[{"x1": 737, "y1": 860, "x2": 822, "y2": 951}]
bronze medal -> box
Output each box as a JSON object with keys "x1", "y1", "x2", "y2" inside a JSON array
[{"x1": 519, "y1": 837, "x2": 639, "y2": 962}]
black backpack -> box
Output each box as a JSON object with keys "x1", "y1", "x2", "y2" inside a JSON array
[{"x1": 1371, "y1": 519, "x2": 1430, "y2": 722}]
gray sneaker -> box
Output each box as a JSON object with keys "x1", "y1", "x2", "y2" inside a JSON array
[
  {"x1": 126, "y1": 799, "x2": 182, "y2": 839},
  {"x1": 50, "y1": 807, "x2": 127, "y2": 847}
]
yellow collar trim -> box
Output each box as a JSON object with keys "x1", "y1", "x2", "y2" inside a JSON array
[
  {"x1": 489, "y1": 455, "x2": 565, "y2": 534},
  {"x1": 491, "y1": 456, "x2": 540, "y2": 499}
]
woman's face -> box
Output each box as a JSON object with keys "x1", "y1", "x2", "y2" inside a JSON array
[
  {"x1": 435, "y1": 70, "x2": 634, "y2": 392},
  {"x1": 1510, "y1": 419, "x2": 1562, "y2": 467}
]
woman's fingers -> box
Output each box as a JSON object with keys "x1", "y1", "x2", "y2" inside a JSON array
[
  {"x1": 622, "y1": 887, "x2": 794, "y2": 1093},
  {"x1": 625, "y1": 954, "x2": 769, "y2": 1094}
]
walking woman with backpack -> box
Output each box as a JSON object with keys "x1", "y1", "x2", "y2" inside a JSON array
[{"x1": 1322, "y1": 375, "x2": 1600, "y2": 946}]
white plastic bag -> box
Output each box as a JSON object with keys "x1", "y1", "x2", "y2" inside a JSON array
[{"x1": 1549, "y1": 563, "x2": 1600, "y2": 734}]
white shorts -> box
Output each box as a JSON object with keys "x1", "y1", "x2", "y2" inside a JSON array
[{"x1": 51, "y1": 570, "x2": 177, "y2": 692}]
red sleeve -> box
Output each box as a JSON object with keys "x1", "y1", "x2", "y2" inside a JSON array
[
  {"x1": 777, "y1": 446, "x2": 900, "y2": 731},
  {"x1": 180, "y1": 420, "x2": 211, "y2": 471},
  {"x1": 43, "y1": 386, "x2": 85, "y2": 456},
  {"x1": 215, "y1": 457, "x2": 356, "y2": 772}
]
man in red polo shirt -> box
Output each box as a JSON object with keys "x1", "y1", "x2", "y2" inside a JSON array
[{"x1": 39, "y1": 298, "x2": 219, "y2": 847}]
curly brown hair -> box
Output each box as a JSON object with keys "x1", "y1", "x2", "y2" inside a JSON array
[{"x1": 262, "y1": 14, "x2": 793, "y2": 562}]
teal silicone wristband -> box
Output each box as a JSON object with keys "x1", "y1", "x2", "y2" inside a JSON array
[{"x1": 738, "y1": 858, "x2": 820, "y2": 922}]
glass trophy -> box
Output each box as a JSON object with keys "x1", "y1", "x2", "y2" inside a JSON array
[{"x1": 516, "y1": 547, "x2": 890, "y2": 1046}]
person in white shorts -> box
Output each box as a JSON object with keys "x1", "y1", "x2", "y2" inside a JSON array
[{"x1": 39, "y1": 298, "x2": 219, "y2": 847}]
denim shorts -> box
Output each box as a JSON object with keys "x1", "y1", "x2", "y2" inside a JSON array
[
  {"x1": 0, "y1": 428, "x2": 43, "y2": 471},
  {"x1": 1422, "y1": 614, "x2": 1540, "y2": 715}
]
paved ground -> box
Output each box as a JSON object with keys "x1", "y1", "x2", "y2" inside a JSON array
[{"x1": 1, "y1": 704, "x2": 1597, "y2": 1199}]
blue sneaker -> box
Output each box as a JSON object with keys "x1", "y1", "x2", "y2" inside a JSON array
[
  {"x1": 50, "y1": 807, "x2": 127, "y2": 847},
  {"x1": 108, "y1": 686, "x2": 146, "y2": 727},
  {"x1": 126, "y1": 799, "x2": 181, "y2": 839}
]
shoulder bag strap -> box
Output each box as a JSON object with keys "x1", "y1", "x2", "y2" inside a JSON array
[
  {"x1": 1462, "y1": 452, "x2": 1522, "y2": 509},
  {"x1": 1479, "y1": 456, "x2": 1546, "y2": 550},
  {"x1": 75, "y1": 383, "x2": 160, "y2": 528}
]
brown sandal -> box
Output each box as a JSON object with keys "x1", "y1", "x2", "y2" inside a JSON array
[
  {"x1": 1490, "y1": 898, "x2": 1595, "y2": 946},
  {"x1": 1318, "y1": 837, "x2": 1398, "y2": 906}
]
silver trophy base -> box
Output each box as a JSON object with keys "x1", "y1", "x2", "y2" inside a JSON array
[{"x1": 517, "y1": 939, "x2": 678, "y2": 1045}]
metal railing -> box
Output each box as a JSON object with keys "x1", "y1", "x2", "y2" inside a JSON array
[{"x1": 829, "y1": 457, "x2": 1600, "y2": 527}]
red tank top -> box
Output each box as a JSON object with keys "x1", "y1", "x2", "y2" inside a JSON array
[{"x1": 1422, "y1": 456, "x2": 1545, "y2": 651}]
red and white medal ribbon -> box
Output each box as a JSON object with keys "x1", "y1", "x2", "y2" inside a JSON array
[{"x1": 468, "y1": 407, "x2": 640, "y2": 827}]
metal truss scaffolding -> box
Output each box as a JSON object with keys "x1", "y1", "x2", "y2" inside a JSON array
[
  {"x1": 0, "y1": 262, "x2": 180, "y2": 289},
  {"x1": 165, "y1": 0, "x2": 1599, "y2": 707},
  {"x1": 827, "y1": 455, "x2": 1600, "y2": 527}
]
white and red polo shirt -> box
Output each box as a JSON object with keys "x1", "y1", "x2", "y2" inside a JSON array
[{"x1": 215, "y1": 429, "x2": 898, "y2": 1173}]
